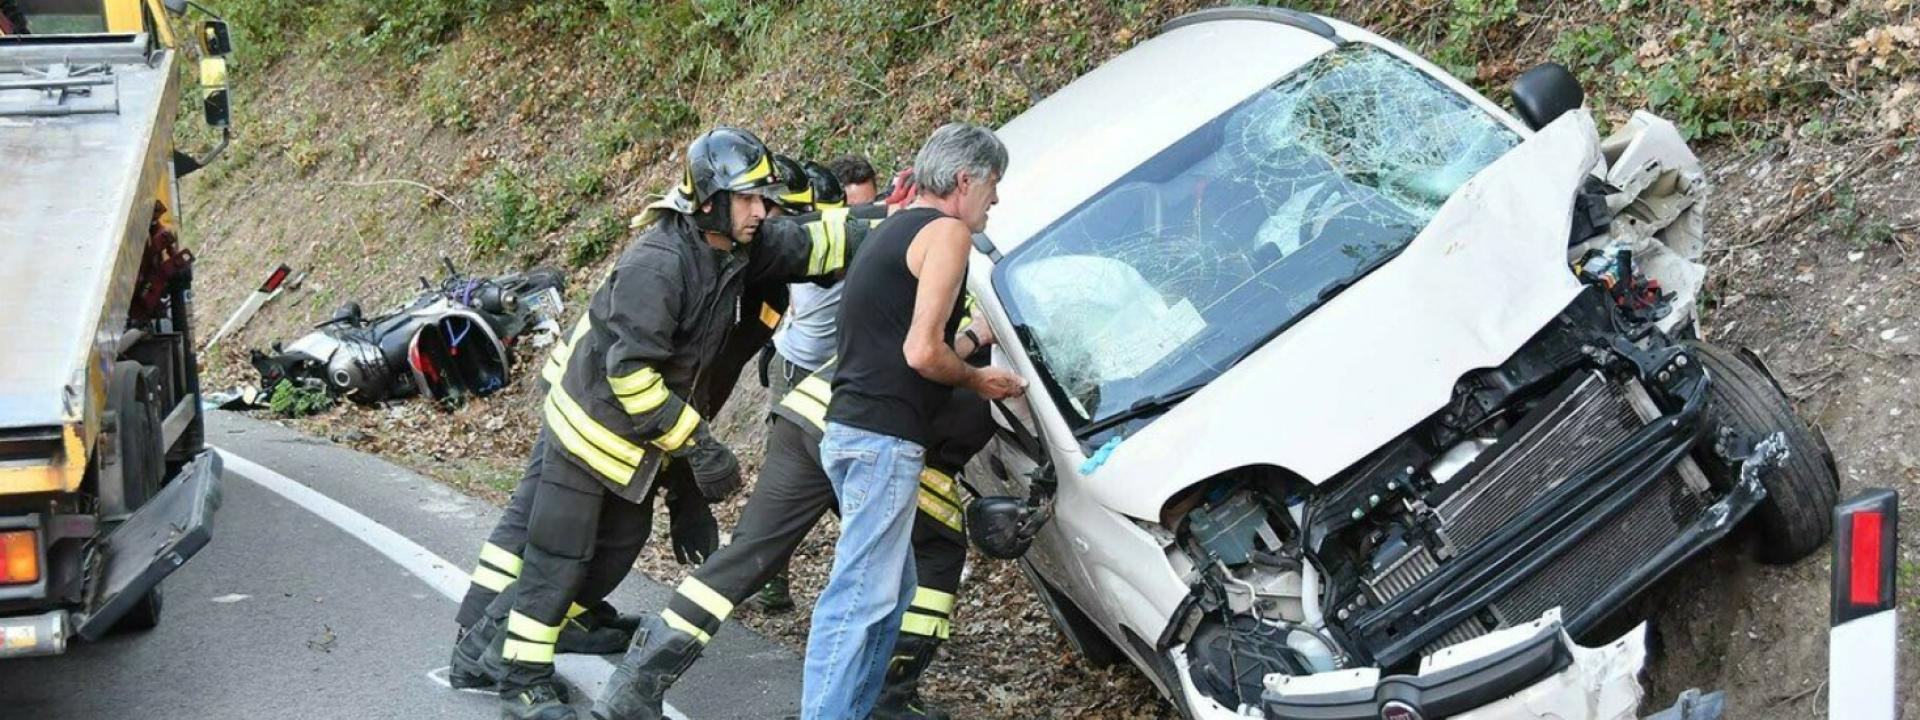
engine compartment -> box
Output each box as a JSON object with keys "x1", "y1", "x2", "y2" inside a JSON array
[{"x1": 1157, "y1": 286, "x2": 1743, "y2": 712}]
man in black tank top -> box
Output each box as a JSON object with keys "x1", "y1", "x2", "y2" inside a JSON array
[{"x1": 801, "y1": 124, "x2": 1025, "y2": 720}]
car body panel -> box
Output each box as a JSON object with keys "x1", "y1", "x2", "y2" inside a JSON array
[{"x1": 1082, "y1": 109, "x2": 1597, "y2": 520}]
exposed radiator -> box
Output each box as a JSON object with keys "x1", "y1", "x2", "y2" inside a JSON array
[{"x1": 1364, "y1": 371, "x2": 1711, "y2": 655}]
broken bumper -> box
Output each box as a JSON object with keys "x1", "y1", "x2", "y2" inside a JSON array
[{"x1": 1254, "y1": 610, "x2": 1647, "y2": 720}]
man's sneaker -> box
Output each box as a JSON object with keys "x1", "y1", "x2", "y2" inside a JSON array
[
  {"x1": 502, "y1": 681, "x2": 576, "y2": 720},
  {"x1": 741, "y1": 571, "x2": 794, "y2": 614}
]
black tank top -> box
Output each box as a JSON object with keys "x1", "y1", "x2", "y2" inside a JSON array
[{"x1": 826, "y1": 207, "x2": 967, "y2": 445}]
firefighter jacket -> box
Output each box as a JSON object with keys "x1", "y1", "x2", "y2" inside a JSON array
[{"x1": 540, "y1": 207, "x2": 881, "y2": 503}]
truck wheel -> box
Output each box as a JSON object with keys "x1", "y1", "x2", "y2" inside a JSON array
[
  {"x1": 109, "y1": 361, "x2": 167, "y2": 632},
  {"x1": 1685, "y1": 342, "x2": 1839, "y2": 564}
]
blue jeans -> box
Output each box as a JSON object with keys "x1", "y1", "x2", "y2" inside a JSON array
[{"x1": 802, "y1": 422, "x2": 925, "y2": 720}]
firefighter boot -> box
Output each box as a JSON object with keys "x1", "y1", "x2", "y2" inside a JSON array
[
  {"x1": 450, "y1": 618, "x2": 502, "y2": 691},
  {"x1": 558, "y1": 607, "x2": 631, "y2": 655},
  {"x1": 498, "y1": 660, "x2": 577, "y2": 720},
  {"x1": 591, "y1": 614, "x2": 705, "y2": 720},
  {"x1": 872, "y1": 634, "x2": 949, "y2": 720},
  {"x1": 589, "y1": 599, "x2": 644, "y2": 634},
  {"x1": 742, "y1": 570, "x2": 794, "y2": 614}
]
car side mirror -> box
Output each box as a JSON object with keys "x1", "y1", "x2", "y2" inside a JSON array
[
  {"x1": 1510, "y1": 63, "x2": 1584, "y2": 130},
  {"x1": 201, "y1": 19, "x2": 233, "y2": 56},
  {"x1": 203, "y1": 88, "x2": 230, "y2": 128}
]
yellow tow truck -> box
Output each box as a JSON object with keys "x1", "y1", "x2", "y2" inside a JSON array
[{"x1": 0, "y1": 0, "x2": 232, "y2": 656}]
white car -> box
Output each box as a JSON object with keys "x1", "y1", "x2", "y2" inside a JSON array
[{"x1": 959, "y1": 8, "x2": 1838, "y2": 719}]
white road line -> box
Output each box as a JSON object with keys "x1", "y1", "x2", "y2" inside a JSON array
[{"x1": 216, "y1": 446, "x2": 691, "y2": 720}]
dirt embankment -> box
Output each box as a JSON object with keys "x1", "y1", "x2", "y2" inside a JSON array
[{"x1": 185, "y1": 1, "x2": 1917, "y2": 716}]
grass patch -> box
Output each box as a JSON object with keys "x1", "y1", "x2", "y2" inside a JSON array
[
  {"x1": 469, "y1": 167, "x2": 569, "y2": 255},
  {"x1": 567, "y1": 211, "x2": 627, "y2": 269}
]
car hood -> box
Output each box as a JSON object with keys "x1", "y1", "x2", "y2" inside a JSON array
[{"x1": 1086, "y1": 110, "x2": 1600, "y2": 521}]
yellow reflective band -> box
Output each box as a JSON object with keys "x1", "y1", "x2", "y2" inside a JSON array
[
  {"x1": 918, "y1": 491, "x2": 964, "y2": 532},
  {"x1": 609, "y1": 367, "x2": 665, "y2": 398},
  {"x1": 919, "y1": 468, "x2": 957, "y2": 500},
  {"x1": 675, "y1": 577, "x2": 735, "y2": 622},
  {"x1": 899, "y1": 611, "x2": 950, "y2": 639},
  {"x1": 816, "y1": 200, "x2": 847, "y2": 210},
  {"x1": 661, "y1": 609, "x2": 712, "y2": 644},
  {"x1": 794, "y1": 375, "x2": 832, "y2": 403},
  {"x1": 652, "y1": 404, "x2": 701, "y2": 452},
  {"x1": 567, "y1": 603, "x2": 589, "y2": 619},
  {"x1": 502, "y1": 638, "x2": 555, "y2": 664},
  {"x1": 470, "y1": 565, "x2": 514, "y2": 593},
  {"x1": 739, "y1": 153, "x2": 773, "y2": 184},
  {"x1": 911, "y1": 587, "x2": 956, "y2": 615},
  {"x1": 618, "y1": 381, "x2": 672, "y2": 416},
  {"x1": 508, "y1": 611, "x2": 562, "y2": 644},
  {"x1": 778, "y1": 392, "x2": 828, "y2": 431},
  {"x1": 805, "y1": 221, "x2": 831, "y2": 276},
  {"x1": 543, "y1": 392, "x2": 643, "y2": 485},
  {"x1": 822, "y1": 207, "x2": 850, "y2": 273},
  {"x1": 759, "y1": 302, "x2": 782, "y2": 329},
  {"x1": 479, "y1": 543, "x2": 522, "y2": 576}
]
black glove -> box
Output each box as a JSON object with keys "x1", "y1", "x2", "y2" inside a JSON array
[
  {"x1": 666, "y1": 484, "x2": 719, "y2": 566},
  {"x1": 673, "y1": 423, "x2": 742, "y2": 501}
]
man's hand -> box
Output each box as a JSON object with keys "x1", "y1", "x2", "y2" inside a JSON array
[
  {"x1": 666, "y1": 488, "x2": 720, "y2": 566},
  {"x1": 969, "y1": 366, "x2": 1026, "y2": 400},
  {"x1": 674, "y1": 425, "x2": 742, "y2": 501}
]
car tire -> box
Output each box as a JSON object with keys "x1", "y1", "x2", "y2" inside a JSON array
[
  {"x1": 1019, "y1": 559, "x2": 1124, "y2": 668},
  {"x1": 109, "y1": 361, "x2": 167, "y2": 633},
  {"x1": 1685, "y1": 342, "x2": 1838, "y2": 564}
]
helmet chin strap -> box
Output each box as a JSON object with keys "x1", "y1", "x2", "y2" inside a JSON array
[{"x1": 693, "y1": 190, "x2": 740, "y2": 248}]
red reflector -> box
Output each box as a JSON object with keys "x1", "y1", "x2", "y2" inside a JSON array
[{"x1": 1849, "y1": 511, "x2": 1883, "y2": 606}]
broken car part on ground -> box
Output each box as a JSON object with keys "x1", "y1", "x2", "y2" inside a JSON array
[
  {"x1": 249, "y1": 262, "x2": 566, "y2": 407},
  {"x1": 958, "y1": 8, "x2": 1841, "y2": 719}
]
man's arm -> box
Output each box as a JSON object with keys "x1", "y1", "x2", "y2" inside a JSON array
[
  {"x1": 746, "y1": 206, "x2": 884, "y2": 286},
  {"x1": 901, "y1": 218, "x2": 976, "y2": 387}
]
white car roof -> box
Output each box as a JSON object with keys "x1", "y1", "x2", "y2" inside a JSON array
[{"x1": 984, "y1": 14, "x2": 1339, "y2": 251}]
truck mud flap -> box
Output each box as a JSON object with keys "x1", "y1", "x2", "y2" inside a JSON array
[{"x1": 75, "y1": 451, "x2": 223, "y2": 641}]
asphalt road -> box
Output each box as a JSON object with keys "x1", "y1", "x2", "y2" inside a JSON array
[{"x1": 0, "y1": 410, "x2": 805, "y2": 720}]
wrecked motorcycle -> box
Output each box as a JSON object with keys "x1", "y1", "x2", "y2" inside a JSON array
[{"x1": 251, "y1": 262, "x2": 565, "y2": 405}]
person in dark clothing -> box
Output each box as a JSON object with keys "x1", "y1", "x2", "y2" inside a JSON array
[
  {"x1": 446, "y1": 127, "x2": 881, "y2": 720},
  {"x1": 592, "y1": 358, "x2": 988, "y2": 720},
  {"x1": 828, "y1": 155, "x2": 879, "y2": 206},
  {"x1": 1, "y1": 0, "x2": 30, "y2": 35},
  {"x1": 802, "y1": 123, "x2": 1023, "y2": 719}
]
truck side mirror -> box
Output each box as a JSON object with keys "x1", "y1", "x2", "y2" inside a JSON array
[
  {"x1": 201, "y1": 19, "x2": 232, "y2": 56},
  {"x1": 199, "y1": 57, "x2": 229, "y2": 128},
  {"x1": 203, "y1": 88, "x2": 230, "y2": 128},
  {"x1": 1510, "y1": 63, "x2": 1584, "y2": 130}
]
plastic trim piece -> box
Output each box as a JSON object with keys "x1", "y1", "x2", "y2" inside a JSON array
[{"x1": 1263, "y1": 620, "x2": 1572, "y2": 719}]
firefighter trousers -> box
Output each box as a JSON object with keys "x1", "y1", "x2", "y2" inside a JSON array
[
  {"x1": 459, "y1": 430, "x2": 662, "y2": 671},
  {"x1": 659, "y1": 416, "x2": 965, "y2": 646},
  {"x1": 456, "y1": 432, "x2": 661, "y2": 629}
]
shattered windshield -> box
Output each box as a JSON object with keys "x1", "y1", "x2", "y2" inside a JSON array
[{"x1": 996, "y1": 44, "x2": 1520, "y2": 429}]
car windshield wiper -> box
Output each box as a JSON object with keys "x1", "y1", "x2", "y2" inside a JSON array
[{"x1": 1072, "y1": 380, "x2": 1207, "y2": 441}]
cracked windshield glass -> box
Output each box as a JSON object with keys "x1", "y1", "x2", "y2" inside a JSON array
[{"x1": 997, "y1": 44, "x2": 1521, "y2": 428}]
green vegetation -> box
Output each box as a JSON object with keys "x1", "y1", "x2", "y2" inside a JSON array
[
  {"x1": 268, "y1": 379, "x2": 334, "y2": 417},
  {"x1": 470, "y1": 168, "x2": 568, "y2": 255},
  {"x1": 567, "y1": 211, "x2": 627, "y2": 269}
]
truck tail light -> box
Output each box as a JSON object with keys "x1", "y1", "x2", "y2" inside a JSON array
[{"x1": 0, "y1": 531, "x2": 38, "y2": 585}]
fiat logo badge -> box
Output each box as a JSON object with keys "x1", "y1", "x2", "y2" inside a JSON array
[{"x1": 1380, "y1": 700, "x2": 1423, "y2": 720}]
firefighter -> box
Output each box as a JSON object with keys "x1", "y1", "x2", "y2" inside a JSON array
[
  {"x1": 448, "y1": 127, "x2": 880, "y2": 720},
  {"x1": 594, "y1": 353, "x2": 992, "y2": 720}
]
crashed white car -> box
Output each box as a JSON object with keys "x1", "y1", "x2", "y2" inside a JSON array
[{"x1": 960, "y1": 7, "x2": 1838, "y2": 719}]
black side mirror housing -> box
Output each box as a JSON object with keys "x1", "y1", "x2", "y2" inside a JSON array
[
  {"x1": 203, "y1": 88, "x2": 230, "y2": 128},
  {"x1": 1510, "y1": 63, "x2": 1584, "y2": 130}
]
